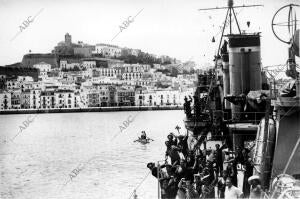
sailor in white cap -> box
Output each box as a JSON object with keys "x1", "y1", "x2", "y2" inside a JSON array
[{"x1": 248, "y1": 175, "x2": 264, "y2": 199}]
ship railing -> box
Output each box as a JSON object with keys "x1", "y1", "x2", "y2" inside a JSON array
[
  {"x1": 184, "y1": 113, "x2": 211, "y2": 122},
  {"x1": 184, "y1": 111, "x2": 266, "y2": 124},
  {"x1": 221, "y1": 111, "x2": 266, "y2": 124}
]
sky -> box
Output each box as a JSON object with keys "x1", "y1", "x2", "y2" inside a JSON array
[{"x1": 0, "y1": 0, "x2": 299, "y2": 68}]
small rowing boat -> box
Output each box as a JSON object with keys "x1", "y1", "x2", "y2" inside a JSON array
[{"x1": 134, "y1": 137, "x2": 154, "y2": 144}]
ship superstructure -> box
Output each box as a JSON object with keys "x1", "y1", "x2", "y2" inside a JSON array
[{"x1": 183, "y1": 1, "x2": 300, "y2": 198}]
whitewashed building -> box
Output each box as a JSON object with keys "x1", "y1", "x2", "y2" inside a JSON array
[
  {"x1": 54, "y1": 90, "x2": 75, "y2": 109},
  {"x1": 92, "y1": 43, "x2": 122, "y2": 57},
  {"x1": 122, "y1": 72, "x2": 142, "y2": 81},
  {"x1": 30, "y1": 89, "x2": 41, "y2": 109},
  {"x1": 82, "y1": 61, "x2": 96, "y2": 69},
  {"x1": 40, "y1": 90, "x2": 55, "y2": 109},
  {"x1": 33, "y1": 62, "x2": 51, "y2": 79},
  {"x1": 60, "y1": 60, "x2": 81, "y2": 70},
  {"x1": 0, "y1": 91, "x2": 11, "y2": 110},
  {"x1": 135, "y1": 89, "x2": 183, "y2": 106},
  {"x1": 20, "y1": 90, "x2": 31, "y2": 109},
  {"x1": 94, "y1": 68, "x2": 122, "y2": 78},
  {"x1": 6, "y1": 79, "x2": 20, "y2": 90},
  {"x1": 11, "y1": 89, "x2": 22, "y2": 109}
]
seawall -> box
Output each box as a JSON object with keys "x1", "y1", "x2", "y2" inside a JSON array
[{"x1": 0, "y1": 106, "x2": 183, "y2": 115}]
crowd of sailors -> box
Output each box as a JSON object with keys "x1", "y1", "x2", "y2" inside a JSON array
[{"x1": 147, "y1": 133, "x2": 264, "y2": 199}]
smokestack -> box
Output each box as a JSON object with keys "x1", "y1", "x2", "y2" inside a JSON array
[{"x1": 227, "y1": 34, "x2": 262, "y2": 119}]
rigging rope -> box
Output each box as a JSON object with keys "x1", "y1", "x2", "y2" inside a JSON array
[{"x1": 128, "y1": 171, "x2": 151, "y2": 199}]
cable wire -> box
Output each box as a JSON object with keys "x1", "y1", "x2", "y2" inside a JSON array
[{"x1": 128, "y1": 171, "x2": 151, "y2": 199}]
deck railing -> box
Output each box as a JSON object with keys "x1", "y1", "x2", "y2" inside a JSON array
[{"x1": 184, "y1": 111, "x2": 266, "y2": 124}]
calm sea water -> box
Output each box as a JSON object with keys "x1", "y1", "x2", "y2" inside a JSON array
[{"x1": 0, "y1": 110, "x2": 185, "y2": 199}]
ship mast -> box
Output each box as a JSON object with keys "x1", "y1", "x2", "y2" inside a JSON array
[{"x1": 198, "y1": 0, "x2": 263, "y2": 57}]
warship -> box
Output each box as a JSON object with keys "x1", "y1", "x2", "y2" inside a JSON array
[
  {"x1": 182, "y1": 1, "x2": 300, "y2": 198},
  {"x1": 136, "y1": 1, "x2": 300, "y2": 199}
]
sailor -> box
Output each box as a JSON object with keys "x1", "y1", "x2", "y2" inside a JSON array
[
  {"x1": 146, "y1": 162, "x2": 166, "y2": 179},
  {"x1": 242, "y1": 148, "x2": 254, "y2": 197},
  {"x1": 183, "y1": 96, "x2": 192, "y2": 118},
  {"x1": 141, "y1": 131, "x2": 147, "y2": 139},
  {"x1": 215, "y1": 144, "x2": 225, "y2": 176},
  {"x1": 248, "y1": 175, "x2": 264, "y2": 199},
  {"x1": 224, "y1": 177, "x2": 243, "y2": 199},
  {"x1": 217, "y1": 170, "x2": 228, "y2": 199},
  {"x1": 178, "y1": 178, "x2": 199, "y2": 199},
  {"x1": 167, "y1": 133, "x2": 177, "y2": 146},
  {"x1": 165, "y1": 141, "x2": 181, "y2": 165}
]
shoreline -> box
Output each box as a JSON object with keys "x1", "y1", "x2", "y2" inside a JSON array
[{"x1": 0, "y1": 105, "x2": 183, "y2": 115}]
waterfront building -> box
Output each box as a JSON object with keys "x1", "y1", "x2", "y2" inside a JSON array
[
  {"x1": 87, "y1": 89, "x2": 100, "y2": 107},
  {"x1": 108, "y1": 85, "x2": 117, "y2": 106},
  {"x1": 11, "y1": 89, "x2": 22, "y2": 109},
  {"x1": 0, "y1": 75, "x2": 6, "y2": 90},
  {"x1": 54, "y1": 90, "x2": 75, "y2": 109},
  {"x1": 40, "y1": 90, "x2": 55, "y2": 109},
  {"x1": 78, "y1": 88, "x2": 89, "y2": 108},
  {"x1": 135, "y1": 88, "x2": 155, "y2": 106},
  {"x1": 99, "y1": 86, "x2": 110, "y2": 107},
  {"x1": 156, "y1": 89, "x2": 180, "y2": 105},
  {"x1": 115, "y1": 87, "x2": 135, "y2": 106},
  {"x1": 0, "y1": 90, "x2": 11, "y2": 110},
  {"x1": 6, "y1": 79, "x2": 20, "y2": 91},
  {"x1": 88, "y1": 84, "x2": 115, "y2": 107},
  {"x1": 30, "y1": 89, "x2": 41, "y2": 109},
  {"x1": 74, "y1": 92, "x2": 83, "y2": 108},
  {"x1": 135, "y1": 88, "x2": 182, "y2": 106},
  {"x1": 20, "y1": 90, "x2": 31, "y2": 109}
]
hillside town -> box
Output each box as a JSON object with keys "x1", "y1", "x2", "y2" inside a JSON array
[{"x1": 0, "y1": 33, "x2": 197, "y2": 110}]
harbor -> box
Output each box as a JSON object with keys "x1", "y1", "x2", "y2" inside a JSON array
[
  {"x1": 0, "y1": 110, "x2": 185, "y2": 199},
  {"x1": 1, "y1": 0, "x2": 300, "y2": 199},
  {"x1": 0, "y1": 105, "x2": 183, "y2": 115}
]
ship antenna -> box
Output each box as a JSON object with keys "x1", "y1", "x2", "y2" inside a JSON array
[
  {"x1": 198, "y1": 0, "x2": 263, "y2": 57},
  {"x1": 271, "y1": 4, "x2": 300, "y2": 79}
]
